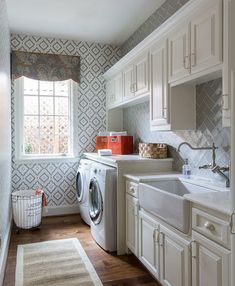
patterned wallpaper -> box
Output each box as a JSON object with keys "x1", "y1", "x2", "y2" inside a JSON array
[
  {"x1": 123, "y1": 80, "x2": 230, "y2": 182},
  {"x1": 0, "y1": 0, "x2": 11, "y2": 248},
  {"x1": 11, "y1": 34, "x2": 121, "y2": 208},
  {"x1": 121, "y1": 0, "x2": 189, "y2": 56},
  {"x1": 121, "y1": 0, "x2": 230, "y2": 184}
]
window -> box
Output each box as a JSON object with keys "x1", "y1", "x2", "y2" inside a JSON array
[{"x1": 15, "y1": 77, "x2": 75, "y2": 160}]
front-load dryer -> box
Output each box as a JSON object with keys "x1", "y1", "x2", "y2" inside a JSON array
[
  {"x1": 88, "y1": 162, "x2": 117, "y2": 251},
  {"x1": 76, "y1": 159, "x2": 92, "y2": 226}
]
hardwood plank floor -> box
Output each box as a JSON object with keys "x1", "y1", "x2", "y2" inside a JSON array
[{"x1": 3, "y1": 214, "x2": 161, "y2": 286}]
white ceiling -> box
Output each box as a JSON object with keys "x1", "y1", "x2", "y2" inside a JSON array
[{"x1": 6, "y1": 0, "x2": 165, "y2": 45}]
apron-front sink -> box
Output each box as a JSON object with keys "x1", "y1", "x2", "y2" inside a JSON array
[{"x1": 139, "y1": 178, "x2": 214, "y2": 233}]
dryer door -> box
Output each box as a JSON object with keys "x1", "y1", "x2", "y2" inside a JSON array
[
  {"x1": 89, "y1": 178, "x2": 103, "y2": 225},
  {"x1": 76, "y1": 169, "x2": 84, "y2": 202}
]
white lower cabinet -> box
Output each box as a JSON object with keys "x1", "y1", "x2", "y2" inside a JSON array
[
  {"x1": 160, "y1": 225, "x2": 191, "y2": 286},
  {"x1": 127, "y1": 196, "x2": 231, "y2": 286},
  {"x1": 138, "y1": 210, "x2": 160, "y2": 279},
  {"x1": 126, "y1": 194, "x2": 138, "y2": 256},
  {"x1": 191, "y1": 231, "x2": 230, "y2": 286}
]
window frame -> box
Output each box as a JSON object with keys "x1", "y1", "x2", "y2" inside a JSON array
[{"x1": 14, "y1": 77, "x2": 78, "y2": 162}]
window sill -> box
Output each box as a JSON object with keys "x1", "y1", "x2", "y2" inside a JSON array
[{"x1": 14, "y1": 156, "x2": 79, "y2": 164}]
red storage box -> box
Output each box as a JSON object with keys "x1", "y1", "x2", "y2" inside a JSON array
[
  {"x1": 108, "y1": 136, "x2": 133, "y2": 155},
  {"x1": 96, "y1": 136, "x2": 108, "y2": 150}
]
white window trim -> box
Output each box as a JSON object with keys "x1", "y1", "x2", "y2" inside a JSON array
[{"x1": 14, "y1": 77, "x2": 78, "y2": 163}]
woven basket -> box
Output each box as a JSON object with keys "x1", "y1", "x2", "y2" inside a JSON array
[{"x1": 139, "y1": 143, "x2": 167, "y2": 159}]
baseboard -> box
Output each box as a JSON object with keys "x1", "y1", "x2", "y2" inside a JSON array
[
  {"x1": 0, "y1": 217, "x2": 12, "y2": 286},
  {"x1": 43, "y1": 205, "x2": 80, "y2": 217}
]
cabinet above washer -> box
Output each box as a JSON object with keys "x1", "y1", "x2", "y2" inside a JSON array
[{"x1": 104, "y1": 0, "x2": 230, "y2": 130}]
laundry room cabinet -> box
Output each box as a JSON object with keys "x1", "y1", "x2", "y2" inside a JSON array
[
  {"x1": 104, "y1": 0, "x2": 227, "y2": 131},
  {"x1": 126, "y1": 193, "x2": 138, "y2": 256},
  {"x1": 168, "y1": 22, "x2": 190, "y2": 82},
  {"x1": 126, "y1": 180, "x2": 139, "y2": 256},
  {"x1": 159, "y1": 225, "x2": 191, "y2": 286},
  {"x1": 149, "y1": 39, "x2": 196, "y2": 131},
  {"x1": 191, "y1": 231, "x2": 230, "y2": 286},
  {"x1": 168, "y1": 0, "x2": 222, "y2": 83},
  {"x1": 149, "y1": 40, "x2": 169, "y2": 130},
  {"x1": 123, "y1": 52, "x2": 149, "y2": 102},
  {"x1": 106, "y1": 73, "x2": 122, "y2": 108},
  {"x1": 138, "y1": 210, "x2": 160, "y2": 279}
]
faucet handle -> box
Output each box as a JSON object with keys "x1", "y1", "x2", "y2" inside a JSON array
[
  {"x1": 219, "y1": 166, "x2": 230, "y2": 172},
  {"x1": 199, "y1": 164, "x2": 213, "y2": 170}
]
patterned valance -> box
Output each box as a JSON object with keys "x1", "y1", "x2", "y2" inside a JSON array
[{"x1": 11, "y1": 51, "x2": 80, "y2": 83}]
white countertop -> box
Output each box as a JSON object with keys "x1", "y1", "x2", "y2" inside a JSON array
[
  {"x1": 84, "y1": 153, "x2": 173, "y2": 164},
  {"x1": 124, "y1": 172, "x2": 231, "y2": 214},
  {"x1": 184, "y1": 191, "x2": 231, "y2": 215}
]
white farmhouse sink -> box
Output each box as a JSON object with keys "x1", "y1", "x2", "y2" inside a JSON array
[{"x1": 139, "y1": 178, "x2": 214, "y2": 233}]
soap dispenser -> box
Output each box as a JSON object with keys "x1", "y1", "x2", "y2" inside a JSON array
[{"x1": 182, "y1": 158, "x2": 191, "y2": 179}]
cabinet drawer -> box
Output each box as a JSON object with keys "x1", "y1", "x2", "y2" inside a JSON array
[
  {"x1": 126, "y1": 181, "x2": 138, "y2": 198},
  {"x1": 192, "y1": 207, "x2": 230, "y2": 249}
]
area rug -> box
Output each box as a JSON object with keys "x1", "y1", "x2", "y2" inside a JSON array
[{"x1": 15, "y1": 238, "x2": 103, "y2": 286}]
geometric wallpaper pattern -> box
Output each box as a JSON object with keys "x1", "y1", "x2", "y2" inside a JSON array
[
  {"x1": 121, "y1": 0, "x2": 189, "y2": 56},
  {"x1": 123, "y1": 78, "x2": 231, "y2": 183},
  {"x1": 11, "y1": 34, "x2": 121, "y2": 207}
]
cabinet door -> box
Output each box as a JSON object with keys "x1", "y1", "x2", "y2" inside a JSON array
[
  {"x1": 160, "y1": 225, "x2": 191, "y2": 286},
  {"x1": 123, "y1": 64, "x2": 134, "y2": 101},
  {"x1": 190, "y1": 0, "x2": 222, "y2": 74},
  {"x1": 138, "y1": 210, "x2": 160, "y2": 279},
  {"x1": 192, "y1": 231, "x2": 230, "y2": 286},
  {"x1": 106, "y1": 79, "x2": 115, "y2": 108},
  {"x1": 134, "y1": 53, "x2": 149, "y2": 97},
  {"x1": 150, "y1": 40, "x2": 169, "y2": 129},
  {"x1": 126, "y1": 194, "x2": 138, "y2": 256},
  {"x1": 113, "y1": 73, "x2": 123, "y2": 104},
  {"x1": 168, "y1": 23, "x2": 190, "y2": 82}
]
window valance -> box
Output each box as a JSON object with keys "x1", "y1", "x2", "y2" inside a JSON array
[{"x1": 11, "y1": 51, "x2": 80, "y2": 83}]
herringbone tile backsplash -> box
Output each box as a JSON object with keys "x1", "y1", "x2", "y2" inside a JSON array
[{"x1": 123, "y1": 78, "x2": 230, "y2": 182}]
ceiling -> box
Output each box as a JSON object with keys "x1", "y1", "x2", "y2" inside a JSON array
[{"x1": 6, "y1": 0, "x2": 165, "y2": 45}]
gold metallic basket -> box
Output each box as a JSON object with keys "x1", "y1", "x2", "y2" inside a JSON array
[{"x1": 139, "y1": 143, "x2": 167, "y2": 159}]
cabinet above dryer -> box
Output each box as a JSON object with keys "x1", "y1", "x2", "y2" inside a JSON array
[{"x1": 104, "y1": 0, "x2": 230, "y2": 130}]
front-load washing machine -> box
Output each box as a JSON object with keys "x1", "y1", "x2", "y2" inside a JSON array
[
  {"x1": 76, "y1": 159, "x2": 92, "y2": 226},
  {"x1": 88, "y1": 162, "x2": 117, "y2": 251}
]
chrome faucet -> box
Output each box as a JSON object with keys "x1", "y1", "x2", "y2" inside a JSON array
[{"x1": 177, "y1": 142, "x2": 230, "y2": 187}]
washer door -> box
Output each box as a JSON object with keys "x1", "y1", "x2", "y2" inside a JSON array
[
  {"x1": 76, "y1": 170, "x2": 84, "y2": 202},
  {"x1": 89, "y1": 178, "x2": 103, "y2": 225}
]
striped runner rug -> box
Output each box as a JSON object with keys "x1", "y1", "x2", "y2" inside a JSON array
[{"x1": 15, "y1": 238, "x2": 103, "y2": 286}]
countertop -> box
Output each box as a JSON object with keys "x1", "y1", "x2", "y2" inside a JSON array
[
  {"x1": 124, "y1": 172, "x2": 231, "y2": 215},
  {"x1": 184, "y1": 191, "x2": 231, "y2": 215},
  {"x1": 84, "y1": 153, "x2": 174, "y2": 164}
]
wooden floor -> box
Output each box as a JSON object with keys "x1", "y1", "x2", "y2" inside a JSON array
[{"x1": 4, "y1": 215, "x2": 161, "y2": 286}]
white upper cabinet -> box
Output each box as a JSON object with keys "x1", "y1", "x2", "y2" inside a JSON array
[
  {"x1": 190, "y1": 0, "x2": 222, "y2": 74},
  {"x1": 114, "y1": 73, "x2": 123, "y2": 104},
  {"x1": 123, "y1": 64, "x2": 135, "y2": 101},
  {"x1": 150, "y1": 40, "x2": 169, "y2": 130},
  {"x1": 104, "y1": 0, "x2": 225, "y2": 129},
  {"x1": 168, "y1": 23, "x2": 190, "y2": 82},
  {"x1": 123, "y1": 52, "x2": 150, "y2": 102},
  {"x1": 106, "y1": 79, "x2": 115, "y2": 108},
  {"x1": 134, "y1": 52, "x2": 150, "y2": 97},
  {"x1": 150, "y1": 39, "x2": 196, "y2": 131},
  {"x1": 168, "y1": 0, "x2": 222, "y2": 83},
  {"x1": 106, "y1": 73, "x2": 123, "y2": 108}
]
